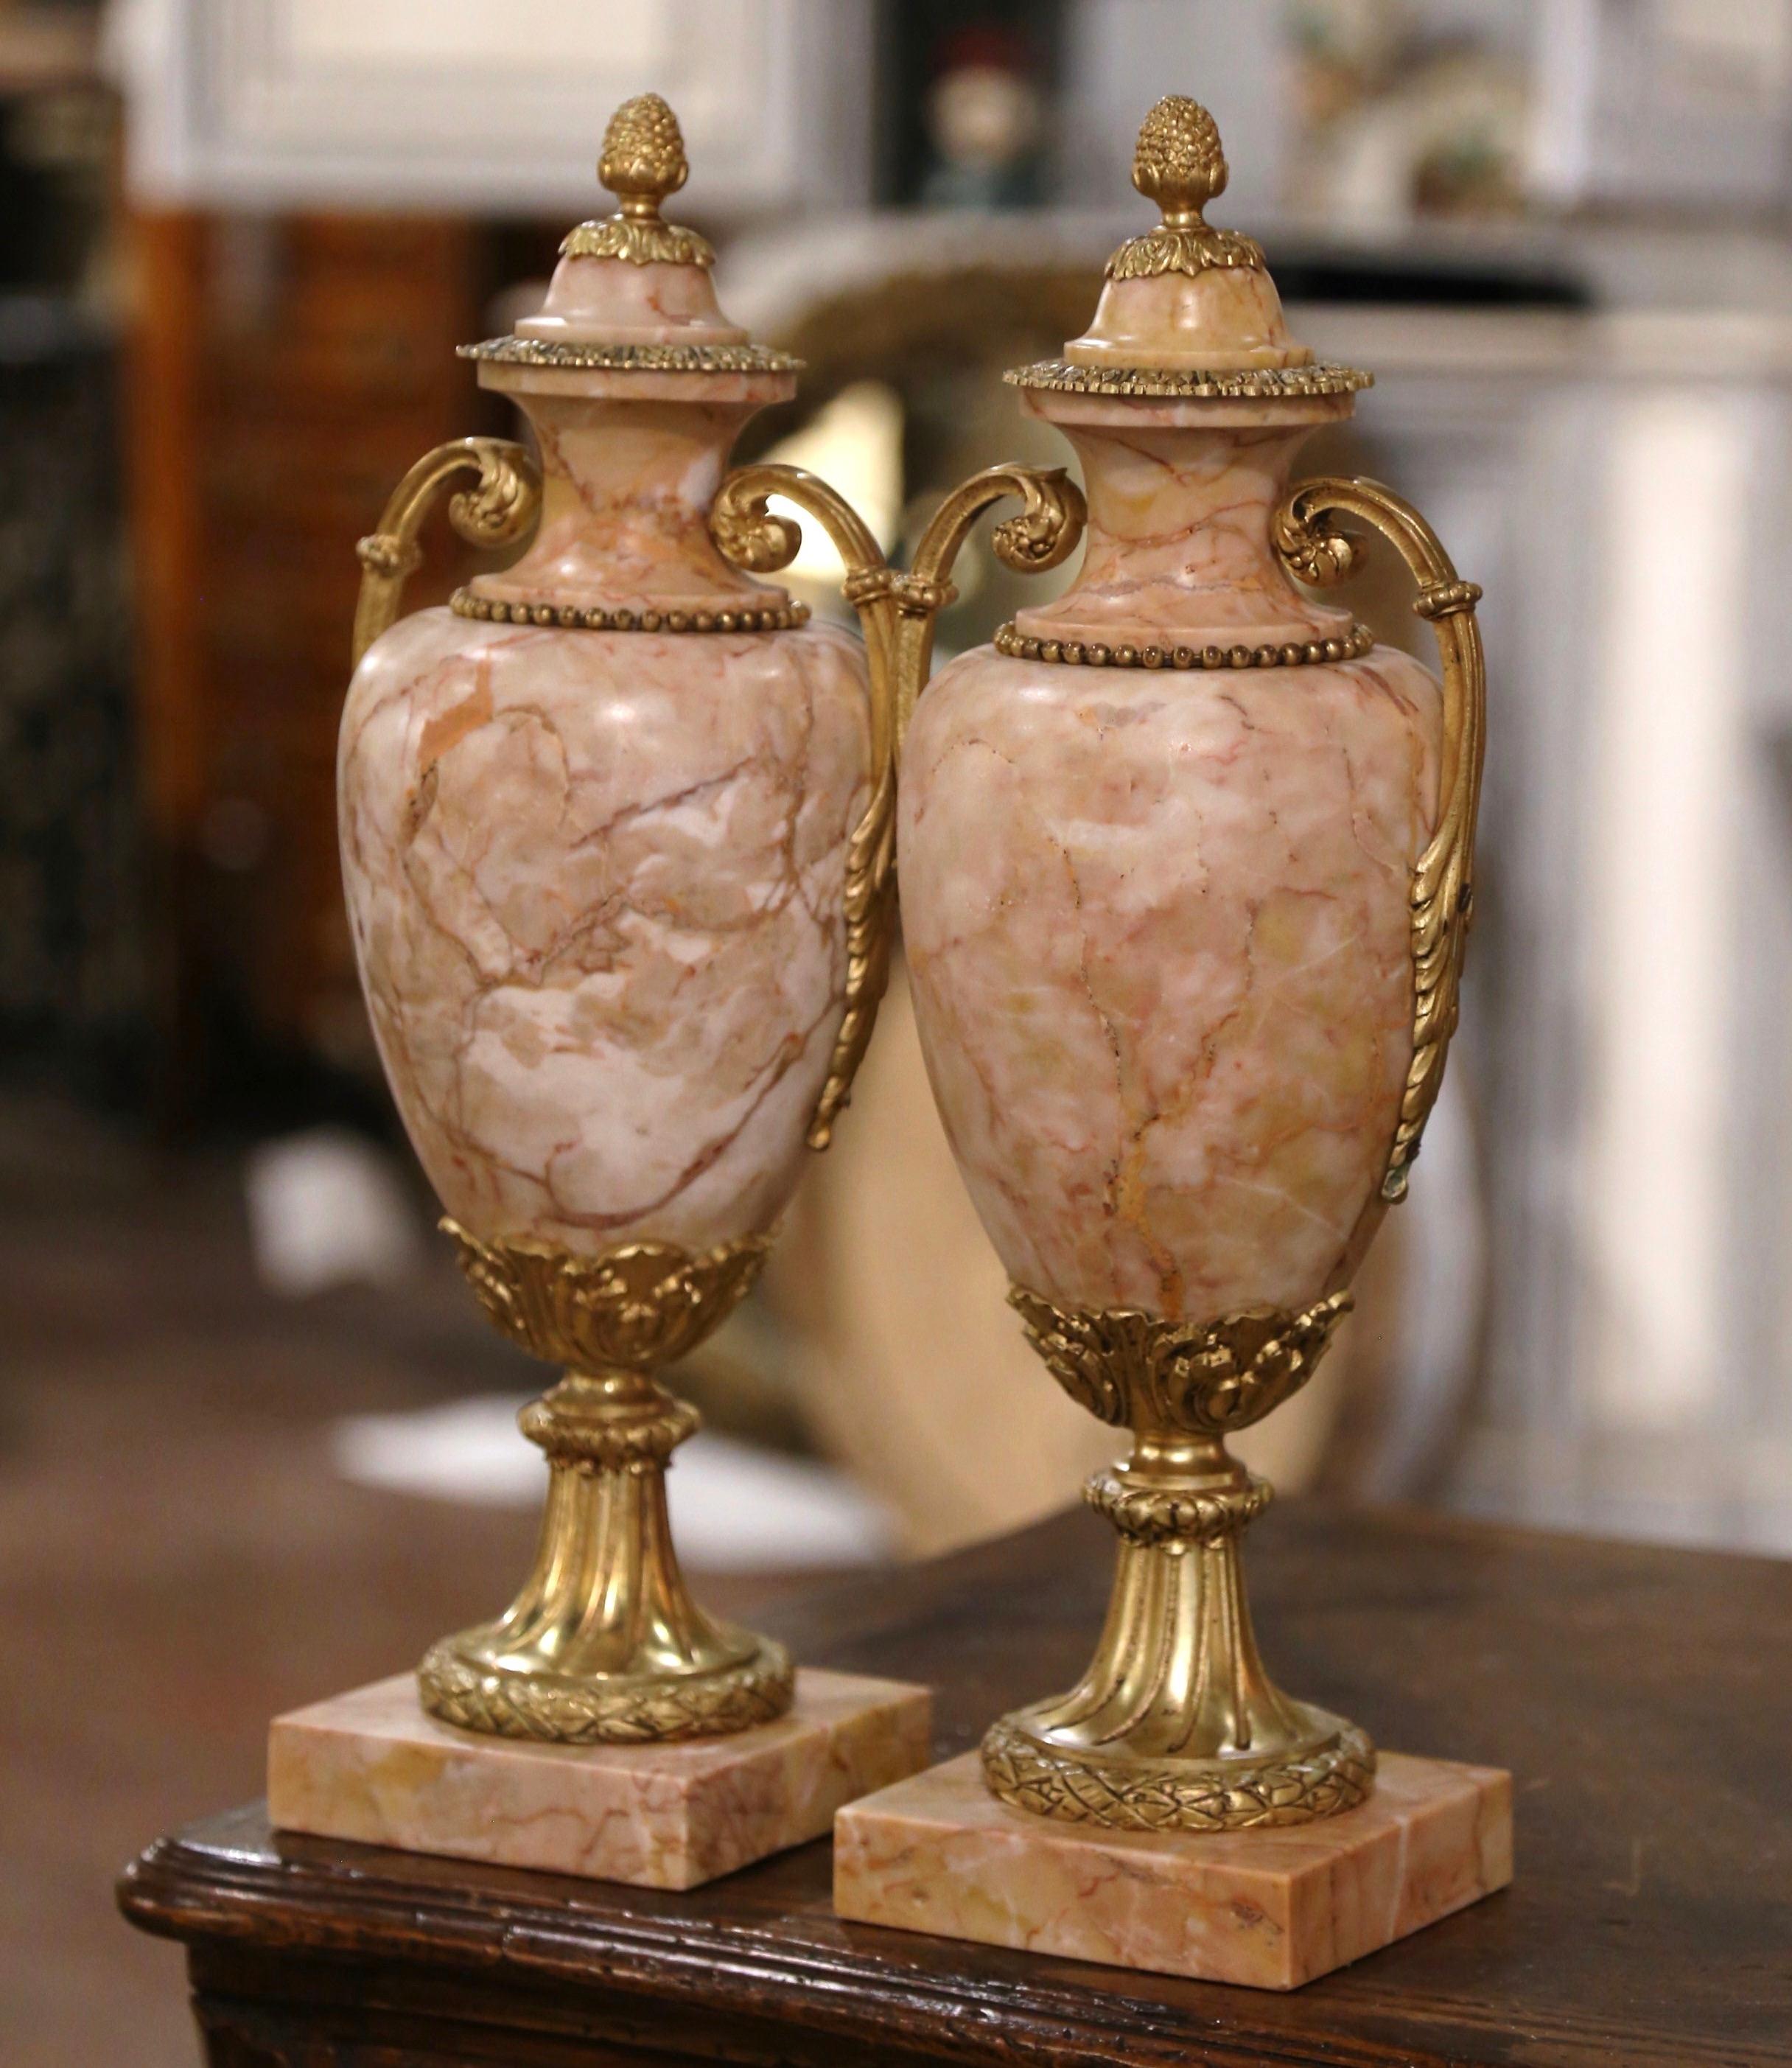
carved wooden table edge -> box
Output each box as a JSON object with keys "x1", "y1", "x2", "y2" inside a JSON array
[
  {"x1": 116, "y1": 1503, "x2": 1792, "y2": 2068},
  {"x1": 116, "y1": 1808, "x2": 1485, "y2": 2068}
]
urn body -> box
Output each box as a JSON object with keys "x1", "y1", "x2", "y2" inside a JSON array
[
  {"x1": 900, "y1": 409, "x2": 1443, "y2": 1324},
  {"x1": 340, "y1": 609, "x2": 869, "y2": 1255},
  {"x1": 339, "y1": 362, "x2": 873, "y2": 1257}
]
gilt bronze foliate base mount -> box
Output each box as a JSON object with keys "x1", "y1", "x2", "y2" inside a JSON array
[
  {"x1": 981, "y1": 1283, "x2": 1373, "y2": 1834},
  {"x1": 416, "y1": 1220, "x2": 794, "y2": 1746}
]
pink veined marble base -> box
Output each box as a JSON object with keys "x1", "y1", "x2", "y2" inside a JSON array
[
  {"x1": 833, "y1": 1749, "x2": 1511, "y2": 1991},
  {"x1": 269, "y1": 1669, "x2": 931, "y2": 1893}
]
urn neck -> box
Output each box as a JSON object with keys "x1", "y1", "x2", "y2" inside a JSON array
[
  {"x1": 1013, "y1": 405, "x2": 1356, "y2": 652},
  {"x1": 469, "y1": 386, "x2": 788, "y2": 615}
]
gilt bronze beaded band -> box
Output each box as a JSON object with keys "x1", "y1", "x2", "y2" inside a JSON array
[
  {"x1": 993, "y1": 620, "x2": 1374, "y2": 669},
  {"x1": 451, "y1": 589, "x2": 809, "y2": 634}
]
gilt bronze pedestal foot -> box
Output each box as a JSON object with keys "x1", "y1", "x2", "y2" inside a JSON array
[
  {"x1": 983, "y1": 1284, "x2": 1372, "y2": 1832},
  {"x1": 418, "y1": 1221, "x2": 791, "y2": 1746},
  {"x1": 981, "y1": 1461, "x2": 1372, "y2": 1831}
]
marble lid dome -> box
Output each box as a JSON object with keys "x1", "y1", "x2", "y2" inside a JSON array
[
  {"x1": 462, "y1": 94, "x2": 799, "y2": 376},
  {"x1": 1009, "y1": 95, "x2": 1370, "y2": 402}
]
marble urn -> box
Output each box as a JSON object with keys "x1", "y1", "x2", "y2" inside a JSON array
[
  {"x1": 334, "y1": 96, "x2": 887, "y2": 1748},
  {"x1": 896, "y1": 96, "x2": 1487, "y2": 1831}
]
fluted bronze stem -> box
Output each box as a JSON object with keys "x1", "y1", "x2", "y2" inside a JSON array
[
  {"x1": 986, "y1": 1285, "x2": 1373, "y2": 1831},
  {"x1": 416, "y1": 1223, "x2": 791, "y2": 1745},
  {"x1": 419, "y1": 1366, "x2": 791, "y2": 1744}
]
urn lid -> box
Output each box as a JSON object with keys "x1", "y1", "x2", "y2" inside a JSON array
[
  {"x1": 460, "y1": 94, "x2": 799, "y2": 382},
  {"x1": 1009, "y1": 97, "x2": 1371, "y2": 403}
]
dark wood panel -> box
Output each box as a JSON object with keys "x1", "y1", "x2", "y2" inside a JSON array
[
  {"x1": 127, "y1": 209, "x2": 208, "y2": 856},
  {"x1": 127, "y1": 208, "x2": 485, "y2": 1096},
  {"x1": 120, "y1": 1503, "x2": 1792, "y2": 2068}
]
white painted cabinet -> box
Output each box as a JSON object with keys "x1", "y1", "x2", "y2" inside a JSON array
[{"x1": 111, "y1": 0, "x2": 875, "y2": 214}]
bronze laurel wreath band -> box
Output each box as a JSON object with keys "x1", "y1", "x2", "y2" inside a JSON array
[
  {"x1": 419, "y1": 1638, "x2": 794, "y2": 1747},
  {"x1": 452, "y1": 589, "x2": 809, "y2": 635},
  {"x1": 994, "y1": 621, "x2": 1373, "y2": 670},
  {"x1": 981, "y1": 1714, "x2": 1376, "y2": 1833}
]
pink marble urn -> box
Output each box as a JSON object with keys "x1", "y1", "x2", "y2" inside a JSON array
[
  {"x1": 340, "y1": 142, "x2": 870, "y2": 1267},
  {"x1": 898, "y1": 97, "x2": 1486, "y2": 1828},
  {"x1": 333, "y1": 98, "x2": 883, "y2": 1746}
]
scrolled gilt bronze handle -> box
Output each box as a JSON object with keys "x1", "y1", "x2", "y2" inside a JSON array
[
  {"x1": 351, "y1": 436, "x2": 543, "y2": 668},
  {"x1": 712, "y1": 463, "x2": 897, "y2": 1152},
  {"x1": 899, "y1": 464, "x2": 1087, "y2": 747},
  {"x1": 710, "y1": 460, "x2": 1085, "y2": 1149},
  {"x1": 1271, "y1": 477, "x2": 1486, "y2": 1202}
]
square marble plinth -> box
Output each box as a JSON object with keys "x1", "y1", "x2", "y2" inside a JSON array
[
  {"x1": 834, "y1": 1750, "x2": 1511, "y2": 1991},
  {"x1": 270, "y1": 1669, "x2": 931, "y2": 1892}
]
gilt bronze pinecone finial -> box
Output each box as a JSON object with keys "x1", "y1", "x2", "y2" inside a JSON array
[
  {"x1": 561, "y1": 91, "x2": 715, "y2": 268},
  {"x1": 599, "y1": 91, "x2": 688, "y2": 216},
  {"x1": 1106, "y1": 94, "x2": 1264, "y2": 281},
  {"x1": 1133, "y1": 94, "x2": 1228, "y2": 224}
]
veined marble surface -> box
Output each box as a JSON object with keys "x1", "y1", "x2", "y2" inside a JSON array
[
  {"x1": 472, "y1": 387, "x2": 790, "y2": 615},
  {"x1": 834, "y1": 1748, "x2": 1511, "y2": 1991},
  {"x1": 901, "y1": 408, "x2": 1441, "y2": 1324},
  {"x1": 340, "y1": 612, "x2": 869, "y2": 1254},
  {"x1": 270, "y1": 1669, "x2": 931, "y2": 1892},
  {"x1": 1013, "y1": 397, "x2": 1357, "y2": 651},
  {"x1": 340, "y1": 354, "x2": 872, "y2": 1257},
  {"x1": 1065, "y1": 260, "x2": 1311, "y2": 374},
  {"x1": 516, "y1": 248, "x2": 750, "y2": 349}
]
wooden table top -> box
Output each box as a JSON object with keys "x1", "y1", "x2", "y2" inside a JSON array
[{"x1": 119, "y1": 1501, "x2": 1792, "y2": 2068}]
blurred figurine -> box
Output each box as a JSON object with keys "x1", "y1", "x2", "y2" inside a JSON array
[
  {"x1": 920, "y1": 24, "x2": 1047, "y2": 210},
  {"x1": 1287, "y1": 0, "x2": 1527, "y2": 226}
]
